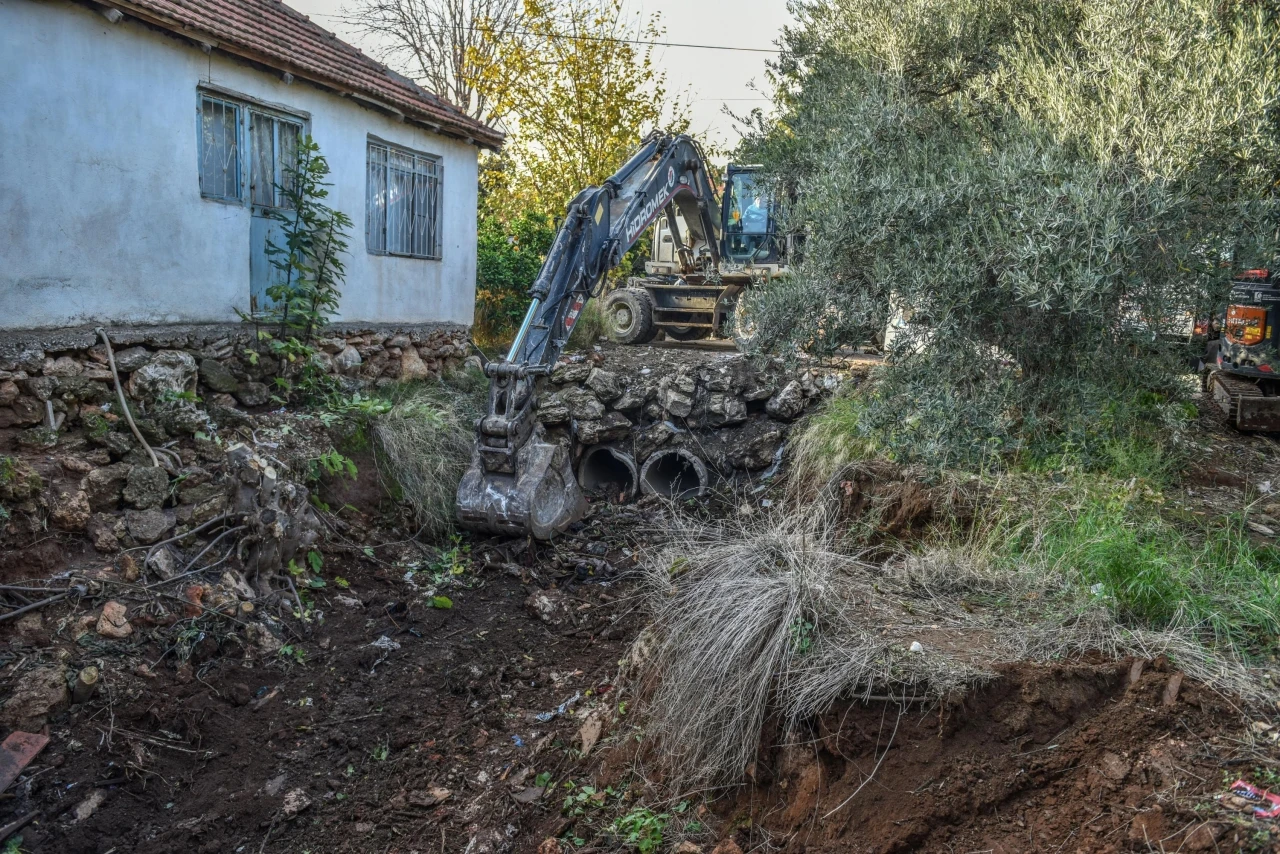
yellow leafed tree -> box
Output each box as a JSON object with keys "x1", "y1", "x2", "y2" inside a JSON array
[{"x1": 476, "y1": 0, "x2": 691, "y2": 220}]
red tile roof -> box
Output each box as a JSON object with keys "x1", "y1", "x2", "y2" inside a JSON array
[{"x1": 108, "y1": 0, "x2": 503, "y2": 149}]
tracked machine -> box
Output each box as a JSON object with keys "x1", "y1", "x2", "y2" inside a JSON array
[{"x1": 1206, "y1": 268, "x2": 1280, "y2": 431}]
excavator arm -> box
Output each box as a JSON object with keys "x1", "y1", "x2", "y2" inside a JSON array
[{"x1": 456, "y1": 131, "x2": 721, "y2": 538}]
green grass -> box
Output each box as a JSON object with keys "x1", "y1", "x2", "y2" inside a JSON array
[{"x1": 1005, "y1": 488, "x2": 1280, "y2": 655}]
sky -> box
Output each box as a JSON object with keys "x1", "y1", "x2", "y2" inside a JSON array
[{"x1": 285, "y1": 0, "x2": 793, "y2": 148}]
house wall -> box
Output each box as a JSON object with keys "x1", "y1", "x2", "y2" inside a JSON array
[{"x1": 0, "y1": 0, "x2": 481, "y2": 330}]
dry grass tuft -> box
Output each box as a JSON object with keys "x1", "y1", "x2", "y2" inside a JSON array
[
  {"x1": 372, "y1": 371, "x2": 486, "y2": 536},
  {"x1": 639, "y1": 497, "x2": 1267, "y2": 789}
]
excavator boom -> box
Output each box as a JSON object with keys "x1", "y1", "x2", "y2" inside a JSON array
[{"x1": 456, "y1": 132, "x2": 721, "y2": 539}]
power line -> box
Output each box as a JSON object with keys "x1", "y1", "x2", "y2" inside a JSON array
[{"x1": 308, "y1": 12, "x2": 780, "y2": 52}]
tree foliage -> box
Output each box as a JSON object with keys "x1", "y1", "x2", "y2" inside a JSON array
[
  {"x1": 474, "y1": 209, "x2": 556, "y2": 340},
  {"x1": 741, "y1": 0, "x2": 1280, "y2": 465},
  {"x1": 340, "y1": 0, "x2": 521, "y2": 125},
  {"x1": 477, "y1": 0, "x2": 691, "y2": 219}
]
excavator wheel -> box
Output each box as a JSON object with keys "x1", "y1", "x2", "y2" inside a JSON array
[
  {"x1": 605, "y1": 288, "x2": 658, "y2": 345},
  {"x1": 662, "y1": 325, "x2": 711, "y2": 342}
]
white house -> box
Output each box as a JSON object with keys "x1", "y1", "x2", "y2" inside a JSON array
[{"x1": 0, "y1": 0, "x2": 503, "y2": 331}]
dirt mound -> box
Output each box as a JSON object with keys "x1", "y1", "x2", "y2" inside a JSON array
[{"x1": 718, "y1": 658, "x2": 1260, "y2": 853}]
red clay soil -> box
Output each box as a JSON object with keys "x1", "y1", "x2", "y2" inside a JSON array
[{"x1": 718, "y1": 658, "x2": 1277, "y2": 853}]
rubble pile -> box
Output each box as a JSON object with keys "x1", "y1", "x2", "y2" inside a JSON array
[{"x1": 537, "y1": 349, "x2": 842, "y2": 491}]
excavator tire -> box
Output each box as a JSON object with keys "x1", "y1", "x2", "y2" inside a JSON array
[
  {"x1": 663, "y1": 326, "x2": 711, "y2": 342},
  {"x1": 605, "y1": 288, "x2": 657, "y2": 345}
]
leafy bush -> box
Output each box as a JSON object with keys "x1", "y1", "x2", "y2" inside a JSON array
[
  {"x1": 740, "y1": 0, "x2": 1279, "y2": 466},
  {"x1": 474, "y1": 210, "x2": 555, "y2": 342}
]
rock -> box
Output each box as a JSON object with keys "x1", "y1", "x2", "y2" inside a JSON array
[
  {"x1": 234, "y1": 381, "x2": 271, "y2": 407},
  {"x1": 766, "y1": 381, "x2": 806, "y2": 420},
  {"x1": 123, "y1": 465, "x2": 169, "y2": 510},
  {"x1": 1099, "y1": 751, "x2": 1130, "y2": 782},
  {"x1": 146, "y1": 546, "x2": 178, "y2": 580},
  {"x1": 635, "y1": 421, "x2": 678, "y2": 460},
  {"x1": 16, "y1": 427, "x2": 58, "y2": 450},
  {"x1": 85, "y1": 462, "x2": 133, "y2": 510},
  {"x1": 281, "y1": 788, "x2": 312, "y2": 818},
  {"x1": 730, "y1": 427, "x2": 785, "y2": 471},
  {"x1": 20, "y1": 375, "x2": 54, "y2": 401},
  {"x1": 575, "y1": 412, "x2": 632, "y2": 445},
  {"x1": 334, "y1": 346, "x2": 363, "y2": 372},
  {"x1": 525, "y1": 589, "x2": 573, "y2": 626},
  {"x1": 0, "y1": 380, "x2": 18, "y2": 405},
  {"x1": 199, "y1": 358, "x2": 240, "y2": 393},
  {"x1": 711, "y1": 842, "x2": 743, "y2": 854},
  {"x1": 537, "y1": 840, "x2": 563, "y2": 854},
  {"x1": 408, "y1": 787, "x2": 451, "y2": 807},
  {"x1": 54, "y1": 376, "x2": 111, "y2": 405},
  {"x1": 127, "y1": 350, "x2": 197, "y2": 401},
  {"x1": 125, "y1": 508, "x2": 175, "y2": 544},
  {"x1": 657, "y1": 381, "x2": 695, "y2": 418},
  {"x1": 672, "y1": 844, "x2": 702, "y2": 854},
  {"x1": 112, "y1": 346, "x2": 152, "y2": 372},
  {"x1": 91, "y1": 429, "x2": 135, "y2": 458},
  {"x1": 47, "y1": 356, "x2": 83, "y2": 377},
  {"x1": 156, "y1": 400, "x2": 211, "y2": 436},
  {"x1": 12, "y1": 347, "x2": 46, "y2": 373},
  {"x1": 400, "y1": 346, "x2": 432, "y2": 381},
  {"x1": 208, "y1": 403, "x2": 250, "y2": 428},
  {"x1": 537, "y1": 392, "x2": 571, "y2": 425},
  {"x1": 551, "y1": 361, "x2": 591, "y2": 383},
  {"x1": 87, "y1": 513, "x2": 124, "y2": 552},
  {"x1": 706, "y1": 393, "x2": 748, "y2": 426},
  {"x1": 0, "y1": 665, "x2": 69, "y2": 731},
  {"x1": 612, "y1": 381, "x2": 650, "y2": 411},
  {"x1": 385, "y1": 333, "x2": 411, "y2": 349},
  {"x1": 563, "y1": 387, "x2": 605, "y2": 420},
  {"x1": 0, "y1": 398, "x2": 44, "y2": 428},
  {"x1": 72, "y1": 790, "x2": 107, "y2": 823},
  {"x1": 585, "y1": 369, "x2": 624, "y2": 401},
  {"x1": 49, "y1": 490, "x2": 91, "y2": 531},
  {"x1": 97, "y1": 601, "x2": 133, "y2": 639}
]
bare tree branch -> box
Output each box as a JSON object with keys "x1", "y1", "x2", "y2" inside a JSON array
[{"x1": 339, "y1": 0, "x2": 520, "y2": 125}]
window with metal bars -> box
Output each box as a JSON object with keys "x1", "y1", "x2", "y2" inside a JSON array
[
  {"x1": 366, "y1": 140, "x2": 442, "y2": 260},
  {"x1": 249, "y1": 111, "x2": 303, "y2": 209},
  {"x1": 199, "y1": 95, "x2": 242, "y2": 201}
]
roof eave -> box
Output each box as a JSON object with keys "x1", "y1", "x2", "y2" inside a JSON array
[{"x1": 100, "y1": 0, "x2": 504, "y2": 150}]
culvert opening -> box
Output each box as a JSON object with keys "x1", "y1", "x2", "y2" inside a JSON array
[
  {"x1": 578, "y1": 445, "x2": 638, "y2": 502},
  {"x1": 640, "y1": 449, "x2": 708, "y2": 499}
]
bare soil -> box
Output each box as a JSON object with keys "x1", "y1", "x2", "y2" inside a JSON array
[{"x1": 2, "y1": 351, "x2": 1279, "y2": 853}]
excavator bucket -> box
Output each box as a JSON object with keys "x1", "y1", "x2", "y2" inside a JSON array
[{"x1": 455, "y1": 437, "x2": 587, "y2": 540}]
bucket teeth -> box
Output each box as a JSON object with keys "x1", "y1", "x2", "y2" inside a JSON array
[{"x1": 456, "y1": 439, "x2": 587, "y2": 540}]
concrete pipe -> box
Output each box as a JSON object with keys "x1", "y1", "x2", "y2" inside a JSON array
[
  {"x1": 578, "y1": 444, "x2": 639, "y2": 501},
  {"x1": 639, "y1": 448, "x2": 708, "y2": 499}
]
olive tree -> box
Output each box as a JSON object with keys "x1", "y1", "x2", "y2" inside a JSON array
[{"x1": 741, "y1": 0, "x2": 1279, "y2": 464}]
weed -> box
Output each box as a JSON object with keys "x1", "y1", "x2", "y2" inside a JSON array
[
  {"x1": 278, "y1": 644, "x2": 307, "y2": 666},
  {"x1": 308, "y1": 449, "x2": 358, "y2": 482},
  {"x1": 562, "y1": 784, "x2": 617, "y2": 816},
  {"x1": 610, "y1": 807, "x2": 669, "y2": 854},
  {"x1": 371, "y1": 740, "x2": 390, "y2": 761},
  {"x1": 371, "y1": 374, "x2": 486, "y2": 536},
  {"x1": 429, "y1": 595, "x2": 454, "y2": 610},
  {"x1": 0, "y1": 457, "x2": 16, "y2": 485},
  {"x1": 4, "y1": 835, "x2": 25, "y2": 854}
]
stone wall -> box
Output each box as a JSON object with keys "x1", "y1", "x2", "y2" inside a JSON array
[
  {"x1": 535, "y1": 349, "x2": 841, "y2": 489},
  {"x1": 0, "y1": 324, "x2": 470, "y2": 432}
]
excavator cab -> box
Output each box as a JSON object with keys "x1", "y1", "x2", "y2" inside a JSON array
[{"x1": 721, "y1": 165, "x2": 780, "y2": 265}]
